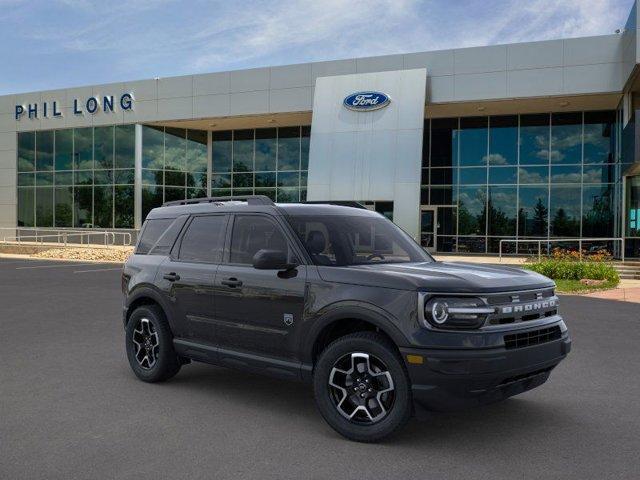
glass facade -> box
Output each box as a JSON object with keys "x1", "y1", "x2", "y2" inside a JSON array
[
  {"x1": 17, "y1": 125, "x2": 135, "y2": 228},
  {"x1": 211, "y1": 126, "x2": 310, "y2": 203},
  {"x1": 422, "y1": 111, "x2": 621, "y2": 253}
]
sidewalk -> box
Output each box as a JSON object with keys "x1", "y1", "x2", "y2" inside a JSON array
[{"x1": 581, "y1": 280, "x2": 640, "y2": 303}]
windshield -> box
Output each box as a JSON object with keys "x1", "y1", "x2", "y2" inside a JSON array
[{"x1": 286, "y1": 214, "x2": 433, "y2": 266}]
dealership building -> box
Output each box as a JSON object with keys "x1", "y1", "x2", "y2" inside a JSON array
[{"x1": 2, "y1": 5, "x2": 640, "y2": 256}]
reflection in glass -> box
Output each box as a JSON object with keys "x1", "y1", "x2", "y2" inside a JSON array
[
  {"x1": 459, "y1": 167, "x2": 486, "y2": 185},
  {"x1": 582, "y1": 184, "x2": 614, "y2": 237},
  {"x1": 54, "y1": 186, "x2": 73, "y2": 227},
  {"x1": 74, "y1": 128, "x2": 93, "y2": 170},
  {"x1": 186, "y1": 130, "x2": 207, "y2": 173},
  {"x1": 233, "y1": 130, "x2": 253, "y2": 172},
  {"x1": 550, "y1": 186, "x2": 580, "y2": 237},
  {"x1": 457, "y1": 186, "x2": 486, "y2": 235},
  {"x1": 301, "y1": 126, "x2": 310, "y2": 170},
  {"x1": 114, "y1": 186, "x2": 134, "y2": 228},
  {"x1": 94, "y1": 186, "x2": 113, "y2": 228},
  {"x1": 55, "y1": 129, "x2": 73, "y2": 170},
  {"x1": 458, "y1": 117, "x2": 487, "y2": 167},
  {"x1": 278, "y1": 127, "x2": 300, "y2": 171},
  {"x1": 550, "y1": 165, "x2": 581, "y2": 183},
  {"x1": 164, "y1": 128, "x2": 186, "y2": 171},
  {"x1": 18, "y1": 132, "x2": 35, "y2": 172},
  {"x1": 212, "y1": 131, "x2": 232, "y2": 172},
  {"x1": 488, "y1": 186, "x2": 517, "y2": 236},
  {"x1": 74, "y1": 186, "x2": 92, "y2": 227},
  {"x1": 551, "y1": 113, "x2": 582, "y2": 164},
  {"x1": 115, "y1": 125, "x2": 135, "y2": 169},
  {"x1": 17, "y1": 188, "x2": 34, "y2": 226},
  {"x1": 518, "y1": 186, "x2": 548, "y2": 236},
  {"x1": 430, "y1": 118, "x2": 457, "y2": 167},
  {"x1": 36, "y1": 130, "x2": 54, "y2": 171},
  {"x1": 519, "y1": 166, "x2": 548, "y2": 184},
  {"x1": 94, "y1": 126, "x2": 114, "y2": 170},
  {"x1": 142, "y1": 126, "x2": 164, "y2": 169},
  {"x1": 520, "y1": 114, "x2": 549, "y2": 165},
  {"x1": 583, "y1": 164, "x2": 615, "y2": 184},
  {"x1": 584, "y1": 111, "x2": 615, "y2": 164},
  {"x1": 488, "y1": 167, "x2": 517, "y2": 184},
  {"x1": 35, "y1": 186, "x2": 54, "y2": 227},
  {"x1": 488, "y1": 116, "x2": 517, "y2": 166},
  {"x1": 255, "y1": 128, "x2": 277, "y2": 171}
]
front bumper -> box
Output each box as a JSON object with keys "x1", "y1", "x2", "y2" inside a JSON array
[{"x1": 400, "y1": 331, "x2": 571, "y2": 412}]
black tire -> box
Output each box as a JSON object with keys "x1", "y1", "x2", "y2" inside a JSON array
[
  {"x1": 313, "y1": 332, "x2": 412, "y2": 442},
  {"x1": 125, "y1": 305, "x2": 181, "y2": 383}
]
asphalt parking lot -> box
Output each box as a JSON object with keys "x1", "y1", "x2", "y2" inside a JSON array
[{"x1": 1, "y1": 257, "x2": 639, "y2": 480}]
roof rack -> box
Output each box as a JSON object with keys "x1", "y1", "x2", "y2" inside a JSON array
[
  {"x1": 303, "y1": 201, "x2": 368, "y2": 210},
  {"x1": 162, "y1": 195, "x2": 275, "y2": 207}
]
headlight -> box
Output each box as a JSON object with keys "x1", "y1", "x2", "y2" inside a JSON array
[{"x1": 422, "y1": 296, "x2": 494, "y2": 329}]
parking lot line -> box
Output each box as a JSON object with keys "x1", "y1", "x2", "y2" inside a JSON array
[
  {"x1": 74, "y1": 267, "x2": 122, "y2": 273},
  {"x1": 16, "y1": 262, "x2": 97, "y2": 270}
]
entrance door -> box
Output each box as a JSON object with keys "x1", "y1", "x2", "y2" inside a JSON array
[{"x1": 420, "y1": 207, "x2": 437, "y2": 252}]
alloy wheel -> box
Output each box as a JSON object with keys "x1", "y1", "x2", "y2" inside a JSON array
[
  {"x1": 131, "y1": 318, "x2": 159, "y2": 370},
  {"x1": 328, "y1": 352, "x2": 395, "y2": 424}
]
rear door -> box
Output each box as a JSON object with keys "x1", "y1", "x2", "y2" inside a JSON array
[
  {"x1": 157, "y1": 214, "x2": 229, "y2": 344},
  {"x1": 213, "y1": 214, "x2": 307, "y2": 361}
]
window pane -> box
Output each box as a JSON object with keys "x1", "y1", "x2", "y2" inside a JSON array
[
  {"x1": 187, "y1": 187, "x2": 206, "y2": 199},
  {"x1": 430, "y1": 186, "x2": 455, "y2": 205},
  {"x1": 142, "y1": 169, "x2": 162, "y2": 185},
  {"x1": 142, "y1": 185, "x2": 163, "y2": 221},
  {"x1": 211, "y1": 174, "x2": 231, "y2": 188},
  {"x1": 186, "y1": 171, "x2": 207, "y2": 189},
  {"x1": 164, "y1": 170, "x2": 185, "y2": 187},
  {"x1": 114, "y1": 169, "x2": 134, "y2": 185},
  {"x1": 550, "y1": 186, "x2": 581, "y2": 237},
  {"x1": 582, "y1": 184, "x2": 614, "y2": 237},
  {"x1": 142, "y1": 126, "x2": 164, "y2": 169},
  {"x1": 551, "y1": 113, "x2": 582, "y2": 164},
  {"x1": 165, "y1": 127, "x2": 186, "y2": 171},
  {"x1": 233, "y1": 129, "x2": 253, "y2": 172},
  {"x1": 277, "y1": 171, "x2": 299, "y2": 187},
  {"x1": 137, "y1": 218, "x2": 174, "y2": 254},
  {"x1": 583, "y1": 164, "x2": 615, "y2": 184},
  {"x1": 277, "y1": 127, "x2": 300, "y2": 171},
  {"x1": 488, "y1": 166, "x2": 517, "y2": 184},
  {"x1": 36, "y1": 172, "x2": 53, "y2": 186},
  {"x1": 164, "y1": 186, "x2": 185, "y2": 202},
  {"x1": 94, "y1": 186, "x2": 113, "y2": 228},
  {"x1": 431, "y1": 118, "x2": 457, "y2": 167},
  {"x1": 114, "y1": 185, "x2": 134, "y2": 228},
  {"x1": 17, "y1": 188, "x2": 34, "y2": 227},
  {"x1": 186, "y1": 129, "x2": 207, "y2": 172},
  {"x1": 459, "y1": 167, "x2": 486, "y2": 185},
  {"x1": 18, "y1": 172, "x2": 34, "y2": 187},
  {"x1": 55, "y1": 129, "x2": 73, "y2": 170},
  {"x1": 179, "y1": 215, "x2": 227, "y2": 263},
  {"x1": 115, "y1": 124, "x2": 135, "y2": 169},
  {"x1": 518, "y1": 186, "x2": 549, "y2": 236},
  {"x1": 519, "y1": 166, "x2": 548, "y2": 184},
  {"x1": 488, "y1": 186, "x2": 517, "y2": 236},
  {"x1": 35, "y1": 130, "x2": 54, "y2": 171},
  {"x1": 230, "y1": 215, "x2": 288, "y2": 264},
  {"x1": 551, "y1": 165, "x2": 581, "y2": 183},
  {"x1": 520, "y1": 114, "x2": 549, "y2": 165},
  {"x1": 301, "y1": 126, "x2": 310, "y2": 170},
  {"x1": 212, "y1": 131, "x2": 232, "y2": 172},
  {"x1": 584, "y1": 111, "x2": 615, "y2": 164},
  {"x1": 233, "y1": 172, "x2": 253, "y2": 188},
  {"x1": 35, "y1": 186, "x2": 53, "y2": 227},
  {"x1": 431, "y1": 168, "x2": 454, "y2": 185},
  {"x1": 74, "y1": 186, "x2": 92, "y2": 227},
  {"x1": 55, "y1": 171, "x2": 73, "y2": 186},
  {"x1": 488, "y1": 116, "x2": 517, "y2": 166},
  {"x1": 255, "y1": 172, "x2": 275, "y2": 188},
  {"x1": 18, "y1": 132, "x2": 35, "y2": 172},
  {"x1": 94, "y1": 169, "x2": 113, "y2": 185},
  {"x1": 94, "y1": 126, "x2": 114, "y2": 169},
  {"x1": 74, "y1": 128, "x2": 93, "y2": 170},
  {"x1": 277, "y1": 187, "x2": 299, "y2": 203},
  {"x1": 75, "y1": 170, "x2": 93, "y2": 186},
  {"x1": 458, "y1": 117, "x2": 487, "y2": 166},
  {"x1": 255, "y1": 128, "x2": 277, "y2": 171},
  {"x1": 54, "y1": 186, "x2": 73, "y2": 227},
  {"x1": 457, "y1": 186, "x2": 486, "y2": 235}
]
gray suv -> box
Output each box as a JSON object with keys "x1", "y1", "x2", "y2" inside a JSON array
[{"x1": 122, "y1": 195, "x2": 570, "y2": 442}]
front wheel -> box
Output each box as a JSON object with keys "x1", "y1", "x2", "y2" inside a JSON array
[
  {"x1": 313, "y1": 332, "x2": 412, "y2": 442},
  {"x1": 125, "y1": 305, "x2": 181, "y2": 383}
]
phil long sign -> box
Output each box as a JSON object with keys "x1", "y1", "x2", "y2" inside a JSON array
[{"x1": 15, "y1": 93, "x2": 134, "y2": 120}]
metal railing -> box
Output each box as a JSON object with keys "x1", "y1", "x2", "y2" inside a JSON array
[
  {"x1": 0, "y1": 228, "x2": 133, "y2": 248},
  {"x1": 499, "y1": 238, "x2": 625, "y2": 262}
]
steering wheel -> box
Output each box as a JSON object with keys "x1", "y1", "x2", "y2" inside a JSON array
[{"x1": 366, "y1": 253, "x2": 385, "y2": 261}]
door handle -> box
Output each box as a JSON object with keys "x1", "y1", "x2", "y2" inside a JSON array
[
  {"x1": 221, "y1": 277, "x2": 243, "y2": 288},
  {"x1": 163, "y1": 272, "x2": 180, "y2": 282}
]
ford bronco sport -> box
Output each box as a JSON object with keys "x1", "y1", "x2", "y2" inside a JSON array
[{"x1": 122, "y1": 195, "x2": 571, "y2": 442}]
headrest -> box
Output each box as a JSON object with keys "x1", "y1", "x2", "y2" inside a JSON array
[{"x1": 306, "y1": 230, "x2": 326, "y2": 255}]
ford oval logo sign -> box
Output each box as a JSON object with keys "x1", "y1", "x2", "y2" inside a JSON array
[{"x1": 343, "y1": 91, "x2": 390, "y2": 111}]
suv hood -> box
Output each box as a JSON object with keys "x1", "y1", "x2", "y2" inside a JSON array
[{"x1": 317, "y1": 261, "x2": 554, "y2": 293}]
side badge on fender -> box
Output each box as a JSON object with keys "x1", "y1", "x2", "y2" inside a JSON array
[{"x1": 283, "y1": 313, "x2": 294, "y2": 327}]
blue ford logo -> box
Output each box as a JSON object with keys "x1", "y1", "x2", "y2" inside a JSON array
[{"x1": 343, "y1": 91, "x2": 390, "y2": 111}]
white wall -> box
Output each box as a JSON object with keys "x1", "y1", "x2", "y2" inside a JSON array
[{"x1": 306, "y1": 69, "x2": 426, "y2": 239}]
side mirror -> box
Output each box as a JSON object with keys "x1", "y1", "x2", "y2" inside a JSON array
[{"x1": 252, "y1": 249, "x2": 297, "y2": 270}]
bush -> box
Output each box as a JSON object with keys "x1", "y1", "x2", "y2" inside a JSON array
[{"x1": 525, "y1": 260, "x2": 619, "y2": 282}]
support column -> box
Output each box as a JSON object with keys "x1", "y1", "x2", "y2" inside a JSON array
[
  {"x1": 134, "y1": 124, "x2": 143, "y2": 229},
  {"x1": 207, "y1": 130, "x2": 212, "y2": 197}
]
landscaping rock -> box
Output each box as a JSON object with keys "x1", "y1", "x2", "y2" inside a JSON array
[{"x1": 31, "y1": 247, "x2": 133, "y2": 263}]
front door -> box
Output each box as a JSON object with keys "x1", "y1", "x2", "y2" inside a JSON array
[
  {"x1": 420, "y1": 207, "x2": 437, "y2": 252},
  {"x1": 214, "y1": 214, "x2": 307, "y2": 362}
]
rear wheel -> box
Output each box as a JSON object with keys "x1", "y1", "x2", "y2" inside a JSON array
[
  {"x1": 125, "y1": 305, "x2": 181, "y2": 382},
  {"x1": 313, "y1": 332, "x2": 412, "y2": 442}
]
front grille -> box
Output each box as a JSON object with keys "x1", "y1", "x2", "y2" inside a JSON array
[
  {"x1": 486, "y1": 289, "x2": 558, "y2": 326},
  {"x1": 504, "y1": 326, "x2": 562, "y2": 350}
]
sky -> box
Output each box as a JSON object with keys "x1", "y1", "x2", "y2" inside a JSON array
[{"x1": 0, "y1": 0, "x2": 636, "y2": 95}]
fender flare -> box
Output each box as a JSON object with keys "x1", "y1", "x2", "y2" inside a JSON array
[{"x1": 124, "y1": 285, "x2": 174, "y2": 328}]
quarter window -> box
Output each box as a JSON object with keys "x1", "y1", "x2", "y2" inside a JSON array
[{"x1": 178, "y1": 215, "x2": 227, "y2": 263}]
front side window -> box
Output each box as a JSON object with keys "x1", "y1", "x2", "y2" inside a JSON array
[
  {"x1": 286, "y1": 214, "x2": 432, "y2": 266},
  {"x1": 229, "y1": 216, "x2": 289, "y2": 264},
  {"x1": 178, "y1": 215, "x2": 227, "y2": 263}
]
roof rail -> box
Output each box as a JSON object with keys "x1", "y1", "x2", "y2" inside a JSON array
[
  {"x1": 162, "y1": 195, "x2": 275, "y2": 207},
  {"x1": 303, "y1": 200, "x2": 368, "y2": 209}
]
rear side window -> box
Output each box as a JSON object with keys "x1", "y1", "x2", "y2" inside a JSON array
[
  {"x1": 149, "y1": 215, "x2": 188, "y2": 255},
  {"x1": 136, "y1": 218, "x2": 174, "y2": 254},
  {"x1": 178, "y1": 215, "x2": 227, "y2": 263},
  {"x1": 229, "y1": 215, "x2": 289, "y2": 264}
]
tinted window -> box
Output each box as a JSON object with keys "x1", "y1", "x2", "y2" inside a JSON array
[
  {"x1": 137, "y1": 218, "x2": 174, "y2": 254},
  {"x1": 149, "y1": 215, "x2": 188, "y2": 255},
  {"x1": 230, "y1": 216, "x2": 289, "y2": 264},
  {"x1": 179, "y1": 215, "x2": 227, "y2": 263}
]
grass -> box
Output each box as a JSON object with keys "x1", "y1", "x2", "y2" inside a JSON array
[{"x1": 554, "y1": 278, "x2": 619, "y2": 294}]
